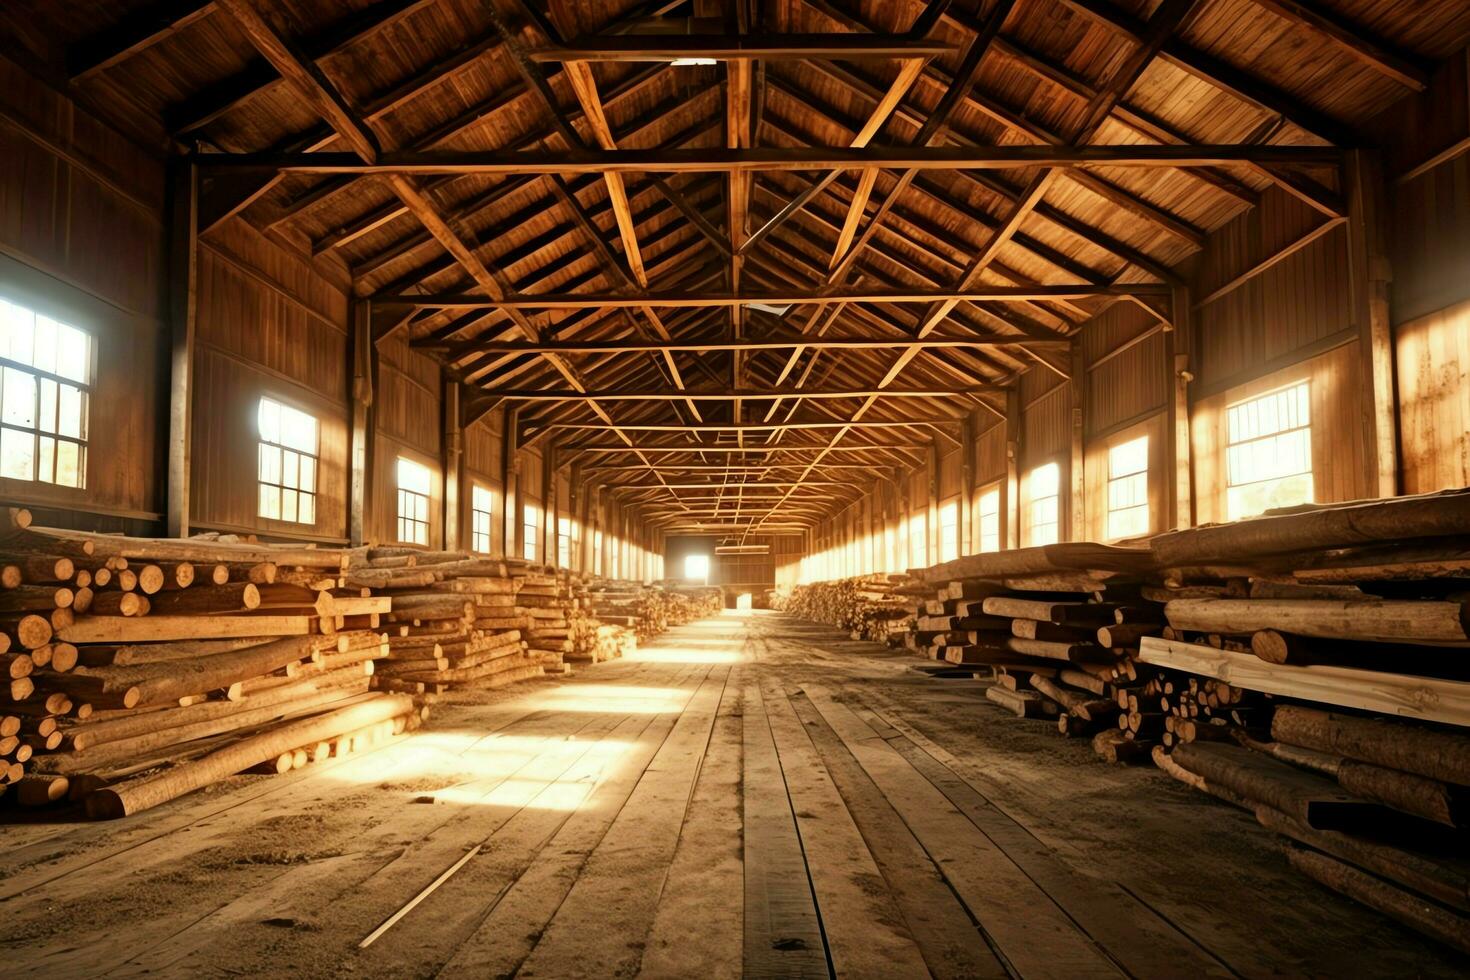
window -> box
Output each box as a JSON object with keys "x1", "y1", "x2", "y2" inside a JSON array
[
  {"x1": 1107, "y1": 436, "x2": 1150, "y2": 540},
  {"x1": 523, "y1": 502, "x2": 540, "y2": 562},
  {"x1": 594, "y1": 529, "x2": 604, "y2": 575},
  {"x1": 1226, "y1": 381, "x2": 1314, "y2": 520},
  {"x1": 257, "y1": 398, "x2": 318, "y2": 524},
  {"x1": 1026, "y1": 462, "x2": 1061, "y2": 546},
  {"x1": 557, "y1": 516, "x2": 572, "y2": 568},
  {"x1": 0, "y1": 298, "x2": 91, "y2": 488},
  {"x1": 939, "y1": 499, "x2": 959, "y2": 563},
  {"x1": 684, "y1": 553, "x2": 710, "y2": 583},
  {"x1": 396, "y1": 458, "x2": 431, "y2": 545},
  {"x1": 471, "y1": 484, "x2": 493, "y2": 554},
  {"x1": 977, "y1": 485, "x2": 1001, "y2": 553},
  {"x1": 908, "y1": 512, "x2": 926, "y2": 569}
]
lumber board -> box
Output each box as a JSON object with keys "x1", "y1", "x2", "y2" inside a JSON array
[{"x1": 1138, "y1": 638, "x2": 1470, "y2": 727}]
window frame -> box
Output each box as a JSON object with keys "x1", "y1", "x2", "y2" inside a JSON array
[
  {"x1": 522, "y1": 500, "x2": 540, "y2": 562},
  {"x1": 1225, "y1": 380, "x2": 1315, "y2": 520},
  {"x1": 470, "y1": 483, "x2": 494, "y2": 554},
  {"x1": 938, "y1": 497, "x2": 959, "y2": 563},
  {"x1": 1025, "y1": 461, "x2": 1062, "y2": 547},
  {"x1": 395, "y1": 457, "x2": 432, "y2": 546},
  {"x1": 976, "y1": 482, "x2": 1002, "y2": 553},
  {"x1": 0, "y1": 297, "x2": 93, "y2": 490},
  {"x1": 256, "y1": 396, "x2": 321, "y2": 526},
  {"x1": 1105, "y1": 435, "x2": 1150, "y2": 541}
]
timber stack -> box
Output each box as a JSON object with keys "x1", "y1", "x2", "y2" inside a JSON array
[
  {"x1": 346, "y1": 547, "x2": 546, "y2": 693},
  {"x1": 0, "y1": 516, "x2": 424, "y2": 819},
  {"x1": 587, "y1": 581, "x2": 722, "y2": 642},
  {"x1": 1137, "y1": 491, "x2": 1470, "y2": 952},
  {"x1": 772, "y1": 575, "x2": 914, "y2": 641},
  {"x1": 520, "y1": 567, "x2": 574, "y2": 677}
]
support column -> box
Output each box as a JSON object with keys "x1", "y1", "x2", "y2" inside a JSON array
[
  {"x1": 541, "y1": 444, "x2": 556, "y2": 567},
  {"x1": 166, "y1": 161, "x2": 198, "y2": 538},
  {"x1": 442, "y1": 378, "x2": 462, "y2": 552},
  {"x1": 502, "y1": 406, "x2": 520, "y2": 560},
  {"x1": 1347, "y1": 149, "x2": 1399, "y2": 498},
  {"x1": 1069, "y1": 339, "x2": 1086, "y2": 542},
  {"x1": 1167, "y1": 287, "x2": 1195, "y2": 530},
  {"x1": 927, "y1": 439, "x2": 940, "y2": 565},
  {"x1": 569, "y1": 459, "x2": 583, "y2": 572},
  {"x1": 960, "y1": 411, "x2": 976, "y2": 554},
  {"x1": 348, "y1": 300, "x2": 374, "y2": 546},
  {"x1": 1005, "y1": 387, "x2": 1021, "y2": 549}
]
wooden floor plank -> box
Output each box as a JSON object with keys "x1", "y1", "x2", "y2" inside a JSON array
[
  {"x1": 638, "y1": 665, "x2": 747, "y2": 979},
  {"x1": 802, "y1": 685, "x2": 1124, "y2": 979},
  {"x1": 849, "y1": 698, "x2": 1236, "y2": 980},
  {"x1": 759, "y1": 670, "x2": 932, "y2": 978},
  {"x1": 788, "y1": 691, "x2": 1010, "y2": 980},
  {"x1": 742, "y1": 675, "x2": 831, "y2": 978},
  {"x1": 508, "y1": 665, "x2": 733, "y2": 977}
]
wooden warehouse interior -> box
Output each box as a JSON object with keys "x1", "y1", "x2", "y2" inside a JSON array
[{"x1": 1, "y1": 0, "x2": 1469, "y2": 975}]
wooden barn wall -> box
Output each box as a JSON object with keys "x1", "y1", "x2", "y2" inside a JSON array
[
  {"x1": 1377, "y1": 52, "x2": 1470, "y2": 494},
  {"x1": 1082, "y1": 302, "x2": 1169, "y2": 436},
  {"x1": 772, "y1": 535, "x2": 803, "y2": 589},
  {"x1": 975, "y1": 416, "x2": 1007, "y2": 486},
  {"x1": 191, "y1": 220, "x2": 350, "y2": 541},
  {"x1": 461, "y1": 405, "x2": 504, "y2": 555},
  {"x1": 370, "y1": 333, "x2": 441, "y2": 547},
  {"x1": 1192, "y1": 342, "x2": 1368, "y2": 526},
  {"x1": 0, "y1": 56, "x2": 166, "y2": 529},
  {"x1": 1191, "y1": 186, "x2": 1352, "y2": 389}
]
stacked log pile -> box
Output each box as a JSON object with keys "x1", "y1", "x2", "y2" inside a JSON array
[
  {"x1": 1136, "y1": 491, "x2": 1470, "y2": 951},
  {"x1": 349, "y1": 547, "x2": 546, "y2": 693},
  {"x1": 587, "y1": 581, "x2": 722, "y2": 642},
  {"x1": 0, "y1": 517, "x2": 422, "y2": 818},
  {"x1": 770, "y1": 575, "x2": 914, "y2": 641}
]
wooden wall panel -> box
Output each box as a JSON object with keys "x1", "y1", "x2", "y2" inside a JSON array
[
  {"x1": 0, "y1": 63, "x2": 166, "y2": 525},
  {"x1": 0, "y1": 57, "x2": 164, "y2": 321},
  {"x1": 368, "y1": 335, "x2": 441, "y2": 547},
  {"x1": 1396, "y1": 298, "x2": 1470, "y2": 494},
  {"x1": 1192, "y1": 341, "x2": 1368, "y2": 526},
  {"x1": 1083, "y1": 412, "x2": 1167, "y2": 542},
  {"x1": 1083, "y1": 301, "x2": 1168, "y2": 436},
  {"x1": 191, "y1": 219, "x2": 350, "y2": 541},
  {"x1": 1193, "y1": 187, "x2": 1351, "y2": 388},
  {"x1": 1022, "y1": 382, "x2": 1069, "y2": 469},
  {"x1": 190, "y1": 347, "x2": 349, "y2": 541},
  {"x1": 937, "y1": 447, "x2": 960, "y2": 496},
  {"x1": 976, "y1": 419, "x2": 1007, "y2": 483},
  {"x1": 1390, "y1": 152, "x2": 1470, "y2": 324}
]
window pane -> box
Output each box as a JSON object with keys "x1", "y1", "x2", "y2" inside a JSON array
[
  {"x1": 298, "y1": 492, "x2": 315, "y2": 525},
  {"x1": 1109, "y1": 436, "x2": 1148, "y2": 478},
  {"x1": 38, "y1": 379, "x2": 56, "y2": 434},
  {"x1": 0, "y1": 300, "x2": 32, "y2": 361},
  {"x1": 397, "y1": 457, "x2": 431, "y2": 495},
  {"x1": 259, "y1": 444, "x2": 281, "y2": 484},
  {"x1": 0, "y1": 428, "x2": 33, "y2": 481},
  {"x1": 3, "y1": 311, "x2": 34, "y2": 366},
  {"x1": 472, "y1": 484, "x2": 491, "y2": 511},
  {"x1": 281, "y1": 488, "x2": 299, "y2": 523},
  {"x1": 60, "y1": 386, "x2": 84, "y2": 439},
  {"x1": 32, "y1": 316, "x2": 56, "y2": 375},
  {"x1": 38, "y1": 435, "x2": 54, "y2": 484},
  {"x1": 298, "y1": 454, "x2": 315, "y2": 493},
  {"x1": 258, "y1": 399, "x2": 280, "y2": 444},
  {"x1": 56, "y1": 325, "x2": 88, "y2": 384},
  {"x1": 281, "y1": 449, "x2": 299, "y2": 489},
  {"x1": 3, "y1": 368, "x2": 35, "y2": 427},
  {"x1": 259, "y1": 483, "x2": 280, "y2": 519}
]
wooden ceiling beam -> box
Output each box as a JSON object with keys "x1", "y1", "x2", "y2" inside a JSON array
[
  {"x1": 1247, "y1": 0, "x2": 1427, "y2": 91},
  {"x1": 482, "y1": 385, "x2": 1004, "y2": 401},
  {"x1": 534, "y1": 420, "x2": 959, "y2": 433},
  {"x1": 426, "y1": 336, "x2": 1068, "y2": 358},
  {"x1": 194, "y1": 144, "x2": 1342, "y2": 175},
  {"x1": 375, "y1": 284, "x2": 1166, "y2": 309},
  {"x1": 527, "y1": 35, "x2": 956, "y2": 62}
]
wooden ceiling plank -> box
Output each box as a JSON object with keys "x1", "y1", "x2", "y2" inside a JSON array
[{"x1": 68, "y1": 0, "x2": 218, "y2": 82}]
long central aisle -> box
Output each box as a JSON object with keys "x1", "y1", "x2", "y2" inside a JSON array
[{"x1": 0, "y1": 612, "x2": 1461, "y2": 978}]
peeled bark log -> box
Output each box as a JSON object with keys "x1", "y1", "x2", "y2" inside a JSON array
[
  {"x1": 144, "y1": 583, "x2": 261, "y2": 615},
  {"x1": 1286, "y1": 846, "x2": 1470, "y2": 954},
  {"x1": 1272, "y1": 705, "x2": 1470, "y2": 787},
  {"x1": 86, "y1": 693, "x2": 413, "y2": 818},
  {"x1": 1166, "y1": 598, "x2": 1470, "y2": 646}
]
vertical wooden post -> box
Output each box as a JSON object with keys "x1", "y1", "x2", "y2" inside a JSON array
[
  {"x1": 927, "y1": 439, "x2": 940, "y2": 565},
  {"x1": 1167, "y1": 287, "x2": 1194, "y2": 530},
  {"x1": 1347, "y1": 148, "x2": 1400, "y2": 499},
  {"x1": 348, "y1": 300, "x2": 374, "y2": 546},
  {"x1": 166, "y1": 161, "x2": 198, "y2": 539},
  {"x1": 442, "y1": 378, "x2": 461, "y2": 552},
  {"x1": 502, "y1": 405, "x2": 520, "y2": 560},
  {"x1": 959, "y1": 410, "x2": 976, "y2": 555},
  {"x1": 569, "y1": 459, "x2": 583, "y2": 572},
  {"x1": 1069, "y1": 339, "x2": 1086, "y2": 542},
  {"x1": 1005, "y1": 387, "x2": 1021, "y2": 549},
  {"x1": 542, "y1": 444, "x2": 556, "y2": 566}
]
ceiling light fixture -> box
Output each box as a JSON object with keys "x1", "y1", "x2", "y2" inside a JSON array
[{"x1": 670, "y1": 57, "x2": 718, "y2": 66}]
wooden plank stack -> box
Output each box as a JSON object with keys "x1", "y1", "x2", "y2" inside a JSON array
[
  {"x1": 0, "y1": 516, "x2": 424, "y2": 818},
  {"x1": 770, "y1": 575, "x2": 914, "y2": 642}
]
